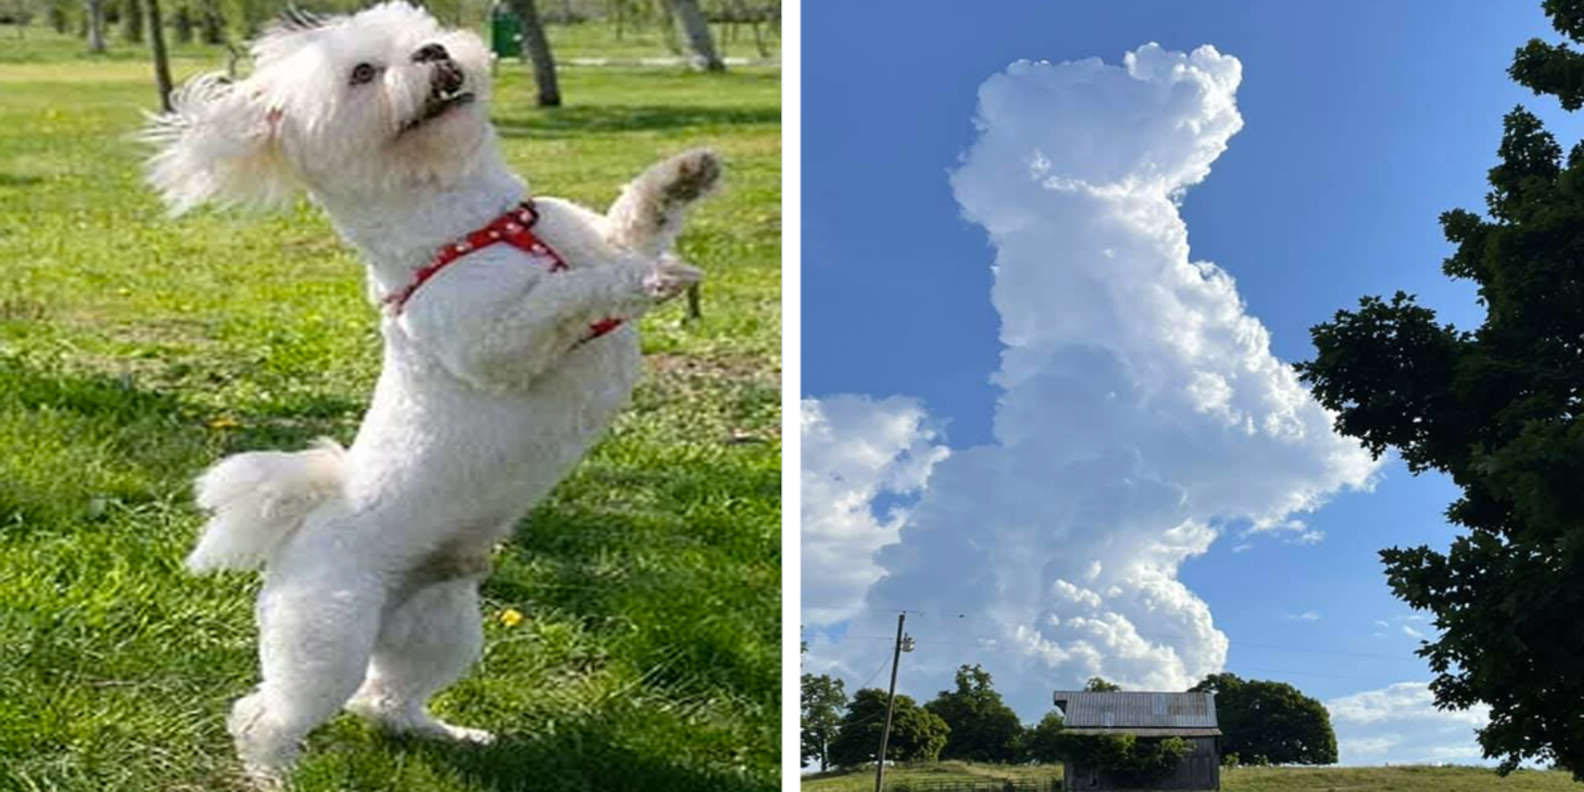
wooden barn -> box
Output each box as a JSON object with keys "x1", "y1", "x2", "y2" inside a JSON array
[{"x1": 1052, "y1": 690, "x2": 1221, "y2": 791}]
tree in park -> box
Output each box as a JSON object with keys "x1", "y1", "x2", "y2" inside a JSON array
[
  {"x1": 145, "y1": 0, "x2": 171, "y2": 112},
  {"x1": 1189, "y1": 673, "x2": 1335, "y2": 766},
  {"x1": 84, "y1": 0, "x2": 106, "y2": 51},
  {"x1": 925, "y1": 664, "x2": 1025, "y2": 763},
  {"x1": 827, "y1": 688, "x2": 950, "y2": 769},
  {"x1": 1295, "y1": 0, "x2": 1584, "y2": 776},
  {"x1": 666, "y1": 0, "x2": 723, "y2": 71},
  {"x1": 801, "y1": 673, "x2": 847, "y2": 771},
  {"x1": 508, "y1": 0, "x2": 560, "y2": 107}
]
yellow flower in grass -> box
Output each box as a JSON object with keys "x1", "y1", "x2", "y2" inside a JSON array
[
  {"x1": 207, "y1": 416, "x2": 241, "y2": 430},
  {"x1": 498, "y1": 608, "x2": 524, "y2": 627}
]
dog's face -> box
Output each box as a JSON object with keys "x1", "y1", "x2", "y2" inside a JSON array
[{"x1": 145, "y1": 2, "x2": 495, "y2": 214}]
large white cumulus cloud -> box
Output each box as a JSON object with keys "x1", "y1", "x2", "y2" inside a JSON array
[
  {"x1": 803, "y1": 44, "x2": 1379, "y2": 718},
  {"x1": 802, "y1": 395, "x2": 949, "y2": 626}
]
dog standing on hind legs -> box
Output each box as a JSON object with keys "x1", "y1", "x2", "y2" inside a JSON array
[{"x1": 140, "y1": 2, "x2": 722, "y2": 784}]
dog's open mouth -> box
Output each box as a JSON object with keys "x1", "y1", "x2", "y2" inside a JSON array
[
  {"x1": 400, "y1": 65, "x2": 474, "y2": 135},
  {"x1": 403, "y1": 91, "x2": 474, "y2": 133}
]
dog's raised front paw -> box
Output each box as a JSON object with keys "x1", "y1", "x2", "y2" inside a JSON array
[
  {"x1": 643, "y1": 256, "x2": 704, "y2": 302},
  {"x1": 661, "y1": 148, "x2": 724, "y2": 204}
]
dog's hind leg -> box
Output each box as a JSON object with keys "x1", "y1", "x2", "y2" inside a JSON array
[
  {"x1": 345, "y1": 576, "x2": 494, "y2": 744},
  {"x1": 229, "y1": 548, "x2": 384, "y2": 785}
]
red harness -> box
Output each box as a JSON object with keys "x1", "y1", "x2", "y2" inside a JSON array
[{"x1": 382, "y1": 201, "x2": 624, "y2": 343}]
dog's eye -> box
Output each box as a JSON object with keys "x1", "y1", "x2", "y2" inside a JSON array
[{"x1": 349, "y1": 62, "x2": 378, "y2": 86}]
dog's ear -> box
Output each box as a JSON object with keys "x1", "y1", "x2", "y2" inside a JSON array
[{"x1": 140, "y1": 73, "x2": 299, "y2": 215}]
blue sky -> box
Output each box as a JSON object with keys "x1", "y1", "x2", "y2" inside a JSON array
[{"x1": 801, "y1": 0, "x2": 1584, "y2": 766}]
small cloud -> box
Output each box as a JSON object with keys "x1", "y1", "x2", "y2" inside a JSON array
[
  {"x1": 1373, "y1": 619, "x2": 1389, "y2": 628},
  {"x1": 1402, "y1": 624, "x2": 1424, "y2": 639},
  {"x1": 1285, "y1": 610, "x2": 1321, "y2": 622},
  {"x1": 1231, "y1": 542, "x2": 1253, "y2": 553}
]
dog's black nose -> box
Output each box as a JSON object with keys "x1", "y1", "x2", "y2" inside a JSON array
[{"x1": 412, "y1": 43, "x2": 449, "y2": 63}]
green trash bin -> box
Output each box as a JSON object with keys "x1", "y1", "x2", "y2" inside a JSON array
[{"x1": 490, "y1": 2, "x2": 521, "y2": 59}]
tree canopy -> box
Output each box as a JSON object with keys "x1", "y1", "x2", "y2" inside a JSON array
[
  {"x1": 1023, "y1": 711, "x2": 1067, "y2": 764},
  {"x1": 1295, "y1": 0, "x2": 1584, "y2": 776},
  {"x1": 925, "y1": 664, "x2": 1025, "y2": 763},
  {"x1": 1083, "y1": 677, "x2": 1122, "y2": 692},
  {"x1": 827, "y1": 689, "x2": 950, "y2": 769},
  {"x1": 801, "y1": 673, "x2": 847, "y2": 771},
  {"x1": 1189, "y1": 673, "x2": 1336, "y2": 766}
]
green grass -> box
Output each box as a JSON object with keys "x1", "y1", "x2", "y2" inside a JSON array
[
  {"x1": 801, "y1": 762, "x2": 1584, "y2": 792},
  {"x1": 1222, "y1": 765, "x2": 1580, "y2": 791},
  {"x1": 0, "y1": 29, "x2": 779, "y2": 792},
  {"x1": 802, "y1": 761, "x2": 1060, "y2": 791}
]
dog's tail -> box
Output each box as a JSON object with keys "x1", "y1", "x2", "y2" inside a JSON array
[
  {"x1": 186, "y1": 438, "x2": 347, "y2": 573},
  {"x1": 605, "y1": 148, "x2": 723, "y2": 257}
]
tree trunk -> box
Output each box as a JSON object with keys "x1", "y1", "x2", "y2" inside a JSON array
[
  {"x1": 146, "y1": 0, "x2": 172, "y2": 111},
  {"x1": 667, "y1": 0, "x2": 722, "y2": 71},
  {"x1": 121, "y1": 0, "x2": 142, "y2": 41},
  {"x1": 84, "y1": 0, "x2": 105, "y2": 52},
  {"x1": 510, "y1": 0, "x2": 560, "y2": 107}
]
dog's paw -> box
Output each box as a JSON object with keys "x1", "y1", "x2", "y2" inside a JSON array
[
  {"x1": 660, "y1": 148, "x2": 723, "y2": 205},
  {"x1": 642, "y1": 255, "x2": 704, "y2": 302},
  {"x1": 438, "y1": 723, "x2": 497, "y2": 745}
]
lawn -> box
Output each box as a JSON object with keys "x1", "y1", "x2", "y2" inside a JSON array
[
  {"x1": 801, "y1": 761, "x2": 1061, "y2": 791},
  {"x1": 0, "y1": 23, "x2": 779, "y2": 792},
  {"x1": 801, "y1": 762, "x2": 1584, "y2": 792}
]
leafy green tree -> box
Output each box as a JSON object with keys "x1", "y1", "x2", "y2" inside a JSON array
[
  {"x1": 1024, "y1": 711, "x2": 1067, "y2": 764},
  {"x1": 801, "y1": 673, "x2": 847, "y2": 771},
  {"x1": 1295, "y1": 0, "x2": 1584, "y2": 776},
  {"x1": 827, "y1": 689, "x2": 950, "y2": 769},
  {"x1": 1189, "y1": 673, "x2": 1335, "y2": 765},
  {"x1": 1050, "y1": 732, "x2": 1192, "y2": 786},
  {"x1": 925, "y1": 664, "x2": 1024, "y2": 763},
  {"x1": 1083, "y1": 677, "x2": 1122, "y2": 692}
]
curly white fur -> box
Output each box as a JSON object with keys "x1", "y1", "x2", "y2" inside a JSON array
[{"x1": 141, "y1": 3, "x2": 720, "y2": 785}]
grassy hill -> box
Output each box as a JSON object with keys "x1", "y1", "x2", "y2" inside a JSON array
[
  {"x1": 802, "y1": 762, "x2": 1582, "y2": 792},
  {"x1": 803, "y1": 761, "x2": 1060, "y2": 791},
  {"x1": 1223, "y1": 765, "x2": 1578, "y2": 791}
]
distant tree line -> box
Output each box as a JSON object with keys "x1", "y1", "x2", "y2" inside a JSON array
[
  {"x1": 1, "y1": 0, "x2": 776, "y2": 55},
  {"x1": 801, "y1": 666, "x2": 1337, "y2": 774}
]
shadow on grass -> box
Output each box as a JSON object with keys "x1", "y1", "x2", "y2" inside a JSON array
[
  {"x1": 494, "y1": 104, "x2": 778, "y2": 139},
  {"x1": 0, "y1": 354, "x2": 361, "y2": 529},
  {"x1": 0, "y1": 173, "x2": 43, "y2": 188},
  {"x1": 416, "y1": 727, "x2": 765, "y2": 792}
]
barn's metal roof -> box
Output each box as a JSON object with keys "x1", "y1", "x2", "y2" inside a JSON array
[
  {"x1": 1060, "y1": 727, "x2": 1222, "y2": 737},
  {"x1": 1050, "y1": 691, "x2": 1218, "y2": 730}
]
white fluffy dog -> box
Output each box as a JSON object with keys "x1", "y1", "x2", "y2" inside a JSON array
[{"x1": 141, "y1": 2, "x2": 720, "y2": 783}]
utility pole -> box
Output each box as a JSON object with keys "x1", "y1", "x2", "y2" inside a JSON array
[{"x1": 873, "y1": 612, "x2": 915, "y2": 792}]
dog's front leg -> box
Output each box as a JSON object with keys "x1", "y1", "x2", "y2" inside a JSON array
[{"x1": 405, "y1": 257, "x2": 699, "y2": 390}]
